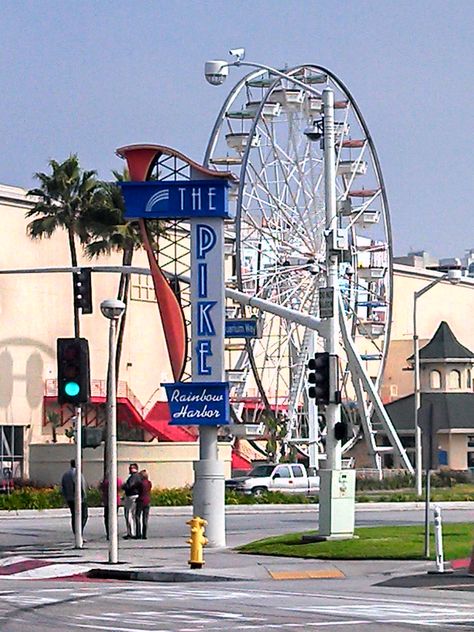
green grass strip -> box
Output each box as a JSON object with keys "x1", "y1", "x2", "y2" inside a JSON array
[{"x1": 238, "y1": 523, "x2": 474, "y2": 561}]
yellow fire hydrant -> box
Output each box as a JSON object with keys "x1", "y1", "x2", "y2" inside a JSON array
[{"x1": 187, "y1": 516, "x2": 208, "y2": 569}]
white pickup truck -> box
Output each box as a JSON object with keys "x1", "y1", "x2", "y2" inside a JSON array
[{"x1": 225, "y1": 463, "x2": 319, "y2": 496}]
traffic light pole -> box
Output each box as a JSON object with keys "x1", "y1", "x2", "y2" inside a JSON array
[
  {"x1": 74, "y1": 405, "x2": 83, "y2": 549},
  {"x1": 322, "y1": 87, "x2": 342, "y2": 473},
  {"x1": 317, "y1": 88, "x2": 356, "y2": 539}
]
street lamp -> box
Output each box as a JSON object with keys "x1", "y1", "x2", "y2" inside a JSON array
[
  {"x1": 413, "y1": 268, "x2": 461, "y2": 496},
  {"x1": 100, "y1": 298, "x2": 126, "y2": 564}
]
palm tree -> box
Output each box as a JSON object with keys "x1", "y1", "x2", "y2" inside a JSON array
[
  {"x1": 85, "y1": 178, "x2": 140, "y2": 377},
  {"x1": 26, "y1": 155, "x2": 101, "y2": 336},
  {"x1": 84, "y1": 173, "x2": 163, "y2": 379}
]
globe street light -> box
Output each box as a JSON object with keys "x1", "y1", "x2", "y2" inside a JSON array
[
  {"x1": 100, "y1": 299, "x2": 126, "y2": 564},
  {"x1": 413, "y1": 268, "x2": 462, "y2": 496}
]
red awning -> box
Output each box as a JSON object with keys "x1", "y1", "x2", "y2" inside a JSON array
[{"x1": 143, "y1": 401, "x2": 196, "y2": 442}]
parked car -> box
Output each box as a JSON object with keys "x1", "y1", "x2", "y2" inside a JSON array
[{"x1": 225, "y1": 463, "x2": 319, "y2": 496}]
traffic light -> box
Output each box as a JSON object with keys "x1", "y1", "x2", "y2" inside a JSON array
[
  {"x1": 334, "y1": 421, "x2": 348, "y2": 443},
  {"x1": 73, "y1": 268, "x2": 93, "y2": 314},
  {"x1": 82, "y1": 427, "x2": 104, "y2": 449},
  {"x1": 307, "y1": 351, "x2": 330, "y2": 405},
  {"x1": 57, "y1": 338, "x2": 90, "y2": 405}
]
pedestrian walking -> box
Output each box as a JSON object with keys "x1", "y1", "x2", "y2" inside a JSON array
[
  {"x1": 99, "y1": 476, "x2": 123, "y2": 540},
  {"x1": 121, "y1": 463, "x2": 141, "y2": 539},
  {"x1": 61, "y1": 459, "x2": 88, "y2": 536},
  {"x1": 135, "y1": 470, "x2": 152, "y2": 539}
]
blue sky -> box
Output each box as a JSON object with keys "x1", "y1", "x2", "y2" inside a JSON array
[{"x1": 0, "y1": 0, "x2": 472, "y2": 257}]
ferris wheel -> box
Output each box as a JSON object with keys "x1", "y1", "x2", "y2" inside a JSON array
[{"x1": 203, "y1": 64, "x2": 393, "y2": 457}]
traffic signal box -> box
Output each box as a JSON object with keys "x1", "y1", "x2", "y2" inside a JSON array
[
  {"x1": 73, "y1": 268, "x2": 93, "y2": 315},
  {"x1": 57, "y1": 338, "x2": 90, "y2": 405},
  {"x1": 82, "y1": 427, "x2": 104, "y2": 449},
  {"x1": 307, "y1": 352, "x2": 331, "y2": 405}
]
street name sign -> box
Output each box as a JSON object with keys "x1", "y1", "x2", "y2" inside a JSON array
[
  {"x1": 225, "y1": 318, "x2": 262, "y2": 339},
  {"x1": 319, "y1": 287, "x2": 334, "y2": 319},
  {"x1": 164, "y1": 381, "x2": 229, "y2": 426}
]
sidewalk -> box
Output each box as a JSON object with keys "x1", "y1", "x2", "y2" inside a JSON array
[
  {"x1": 23, "y1": 531, "x2": 437, "y2": 584},
  {"x1": 0, "y1": 524, "x2": 453, "y2": 586}
]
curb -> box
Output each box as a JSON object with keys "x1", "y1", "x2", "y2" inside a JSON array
[
  {"x1": 0, "y1": 501, "x2": 472, "y2": 520},
  {"x1": 87, "y1": 567, "x2": 246, "y2": 583}
]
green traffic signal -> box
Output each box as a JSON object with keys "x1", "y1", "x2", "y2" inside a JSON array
[
  {"x1": 64, "y1": 381, "x2": 80, "y2": 397},
  {"x1": 57, "y1": 338, "x2": 90, "y2": 405}
]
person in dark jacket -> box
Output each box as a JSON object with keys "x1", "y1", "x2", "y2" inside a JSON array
[
  {"x1": 61, "y1": 459, "x2": 88, "y2": 535},
  {"x1": 121, "y1": 463, "x2": 141, "y2": 539},
  {"x1": 135, "y1": 470, "x2": 152, "y2": 539}
]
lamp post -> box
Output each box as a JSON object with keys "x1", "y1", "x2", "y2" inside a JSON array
[
  {"x1": 413, "y1": 269, "x2": 461, "y2": 496},
  {"x1": 100, "y1": 299, "x2": 126, "y2": 564}
]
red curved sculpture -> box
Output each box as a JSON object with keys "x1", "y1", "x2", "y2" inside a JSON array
[
  {"x1": 117, "y1": 145, "x2": 190, "y2": 381},
  {"x1": 116, "y1": 144, "x2": 236, "y2": 382}
]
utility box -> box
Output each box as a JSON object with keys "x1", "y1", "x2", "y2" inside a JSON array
[{"x1": 318, "y1": 469, "x2": 356, "y2": 538}]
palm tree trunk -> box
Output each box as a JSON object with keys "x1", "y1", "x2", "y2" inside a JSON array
[
  {"x1": 68, "y1": 227, "x2": 80, "y2": 337},
  {"x1": 115, "y1": 245, "x2": 133, "y2": 381}
]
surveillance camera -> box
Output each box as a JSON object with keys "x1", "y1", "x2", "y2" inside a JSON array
[
  {"x1": 229, "y1": 47, "x2": 245, "y2": 62},
  {"x1": 204, "y1": 60, "x2": 229, "y2": 86},
  {"x1": 447, "y1": 268, "x2": 462, "y2": 284},
  {"x1": 100, "y1": 298, "x2": 126, "y2": 320},
  {"x1": 304, "y1": 126, "x2": 322, "y2": 141}
]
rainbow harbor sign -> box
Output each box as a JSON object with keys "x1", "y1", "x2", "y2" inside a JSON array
[{"x1": 163, "y1": 382, "x2": 229, "y2": 426}]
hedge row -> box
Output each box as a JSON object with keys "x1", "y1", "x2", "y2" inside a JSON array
[
  {"x1": 0, "y1": 483, "x2": 472, "y2": 511},
  {"x1": 0, "y1": 487, "x2": 313, "y2": 510}
]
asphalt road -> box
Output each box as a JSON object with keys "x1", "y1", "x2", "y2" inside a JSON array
[
  {"x1": 2, "y1": 577, "x2": 474, "y2": 631},
  {"x1": 0, "y1": 506, "x2": 473, "y2": 631}
]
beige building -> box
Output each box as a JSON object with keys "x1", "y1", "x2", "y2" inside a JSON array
[
  {"x1": 381, "y1": 263, "x2": 474, "y2": 403},
  {"x1": 2, "y1": 183, "x2": 474, "y2": 482},
  {"x1": 0, "y1": 183, "x2": 195, "y2": 484}
]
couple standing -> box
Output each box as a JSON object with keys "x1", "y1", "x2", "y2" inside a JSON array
[{"x1": 122, "y1": 463, "x2": 151, "y2": 539}]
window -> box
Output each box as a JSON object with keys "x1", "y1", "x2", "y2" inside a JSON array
[
  {"x1": 130, "y1": 274, "x2": 156, "y2": 303},
  {"x1": 276, "y1": 466, "x2": 291, "y2": 478},
  {"x1": 468, "y1": 370, "x2": 472, "y2": 389},
  {"x1": 430, "y1": 370, "x2": 441, "y2": 389},
  {"x1": 291, "y1": 465, "x2": 304, "y2": 477},
  {"x1": 448, "y1": 369, "x2": 461, "y2": 389},
  {"x1": 0, "y1": 426, "x2": 24, "y2": 478},
  {"x1": 468, "y1": 436, "x2": 474, "y2": 449}
]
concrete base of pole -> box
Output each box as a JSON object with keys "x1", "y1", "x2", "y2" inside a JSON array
[{"x1": 193, "y1": 459, "x2": 226, "y2": 548}]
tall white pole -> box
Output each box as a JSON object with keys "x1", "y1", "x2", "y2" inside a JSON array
[
  {"x1": 107, "y1": 317, "x2": 119, "y2": 563},
  {"x1": 413, "y1": 297, "x2": 423, "y2": 496},
  {"x1": 317, "y1": 88, "x2": 357, "y2": 539},
  {"x1": 191, "y1": 217, "x2": 226, "y2": 547},
  {"x1": 74, "y1": 406, "x2": 83, "y2": 549},
  {"x1": 322, "y1": 87, "x2": 342, "y2": 471}
]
